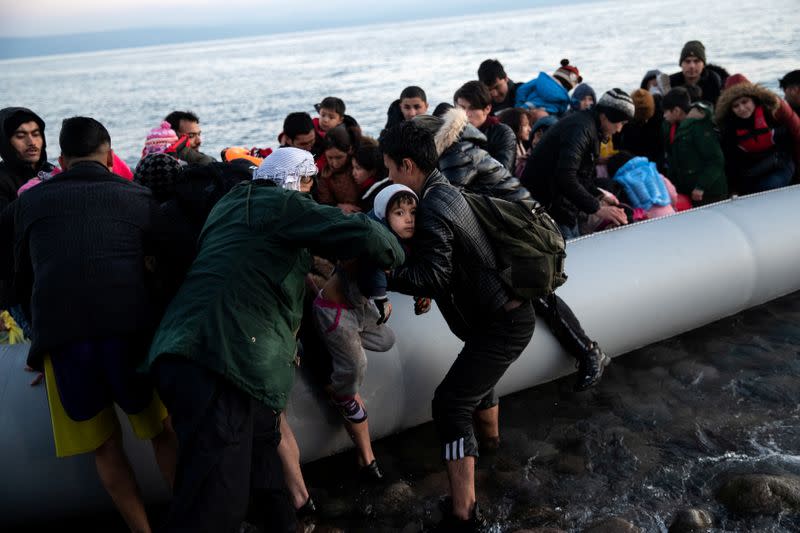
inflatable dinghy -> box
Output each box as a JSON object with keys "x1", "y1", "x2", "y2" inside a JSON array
[{"x1": 2, "y1": 186, "x2": 799, "y2": 525}]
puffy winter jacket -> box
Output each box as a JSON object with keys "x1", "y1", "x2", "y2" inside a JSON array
[
  {"x1": 521, "y1": 109, "x2": 603, "y2": 228},
  {"x1": 422, "y1": 109, "x2": 530, "y2": 202}
]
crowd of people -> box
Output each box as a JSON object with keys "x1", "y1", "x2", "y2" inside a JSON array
[{"x1": 1, "y1": 38, "x2": 799, "y2": 533}]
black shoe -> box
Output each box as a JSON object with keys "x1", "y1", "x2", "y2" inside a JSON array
[
  {"x1": 433, "y1": 501, "x2": 488, "y2": 533},
  {"x1": 574, "y1": 341, "x2": 611, "y2": 392},
  {"x1": 360, "y1": 460, "x2": 384, "y2": 483},
  {"x1": 296, "y1": 495, "x2": 316, "y2": 518}
]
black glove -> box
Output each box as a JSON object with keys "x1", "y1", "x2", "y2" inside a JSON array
[{"x1": 372, "y1": 297, "x2": 392, "y2": 325}]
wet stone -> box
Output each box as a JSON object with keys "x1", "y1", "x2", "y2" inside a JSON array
[
  {"x1": 583, "y1": 517, "x2": 642, "y2": 533},
  {"x1": 374, "y1": 481, "x2": 416, "y2": 515},
  {"x1": 716, "y1": 474, "x2": 800, "y2": 515},
  {"x1": 668, "y1": 508, "x2": 713, "y2": 532}
]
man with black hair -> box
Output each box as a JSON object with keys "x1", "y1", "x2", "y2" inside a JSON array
[
  {"x1": 0, "y1": 107, "x2": 57, "y2": 210},
  {"x1": 779, "y1": 70, "x2": 800, "y2": 115},
  {"x1": 279, "y1": 111, "x2": 317, "y2": 153},
  {"x1": 6, "y1": 116, "x2": 177, "y2": 532},
  {"x1": 380, "y1": 120, "x2": 535, "y2": 532},
  {"x1": 454, "y1": 80, "x2": 517, "y2": 172},
  {"x1": 477, "y1": 59, "x2": 519, "y2": 115},
  {"x1": 164, "y1": 109, "x2": 215, "y2": 164}
]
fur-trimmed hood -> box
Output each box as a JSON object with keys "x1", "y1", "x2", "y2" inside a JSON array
[
  {"x1": 716, "y1": 82, "x2": 780, "y2": 127},
  {"x1": 434, "y1": 108, "x2": 487, "y2": 155}
]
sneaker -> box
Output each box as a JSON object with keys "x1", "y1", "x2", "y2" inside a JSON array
[
  {"x1": 574, "y1": 341, "x2": 611, "y2": 392},
  {"x1": 360, "y1": 459, "x2": 384, "y2": 483}
]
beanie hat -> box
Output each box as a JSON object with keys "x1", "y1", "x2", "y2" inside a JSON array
[
  {"x1": 630, "y1": 89, "x2": 655, "y2": 123},
  {"x1": 724, "y1": 73, "x2": 750, "y2": 90},
  {"x1": 679, "y1": 40, "x2": 706, "y2": 65},
  {"x1": 570, "y1": 83, "x2": 596, "y2": 110},
  {"x1": 553, "y1": 59, "x2": 582, "y2": 91},
  {"x1": 142, "y1": 121, "x2": 179, "y2": 157},
  {"x1": 596, "y1": 88, "x2": 635, "y2": 123},
  {"x1": 253, "y1": 146, "x2": 317, "y2": 190},
  {"x1": 640, "y1": 69, "x2": 662, "y2": 90},
  {"x1": 373, "y1": 183, "x2": 418, "y2": 222},
  {"x1": 134, "y1": 152, "x2": 184, "y2": 201}
]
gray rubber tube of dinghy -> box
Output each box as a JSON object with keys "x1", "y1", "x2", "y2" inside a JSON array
[{"x1": 2, "y1": 185, "x2": 799, "y2": 525}]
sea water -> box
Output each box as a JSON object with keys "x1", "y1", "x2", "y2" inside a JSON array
[{"x1": 1, "y1": 0, "x2": 798, "y2": 169}]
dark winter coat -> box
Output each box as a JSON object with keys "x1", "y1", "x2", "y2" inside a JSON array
[
  {"x1": 669, "y1": 68, "x2": 723, "y2": 105},
  {"x1": 143, "y1": 180, "x2": 404, "y2": 409},
  {"x1": 616, "y1": 95, "x2": 666, "y2": 172},
  {"x1": 388, "y1": 170, "x2": 511, "y2": 340},
  {"x1": 8, "y1": 161, "x2": 172, "y2": 370},
  {"x1": 479, "y1": 117, "x2": 517, "y2": 172},
  {"x1": 433, "y1": 109, "x2": 530, "y2": 202},
  {"x1": 521, "y1": 109, "x2": 603, "y2": 228}
]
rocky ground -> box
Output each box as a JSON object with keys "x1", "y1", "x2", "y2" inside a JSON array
[{"x1": 23, "y1": 291, "x2": 800, "y2": 532}]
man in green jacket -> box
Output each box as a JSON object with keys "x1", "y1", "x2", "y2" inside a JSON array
[
  {"x1": 142, "y1": 147, "x2": 405, "y2": 533},
  {"x1": 662, "y1": 87, "x2": 728, "y2": 206}
]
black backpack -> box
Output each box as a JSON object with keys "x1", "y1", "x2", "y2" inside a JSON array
[{"x1": 462, "y1": 192, "x2": 567, "y2": 298}]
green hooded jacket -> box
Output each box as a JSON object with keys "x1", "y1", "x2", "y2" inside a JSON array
[
  {"x1": 142, "y1": 180, "x2": 405, "y2": 410},
  {"x1": 663, "y1": 103, "x2": 728, "y2": 198}
]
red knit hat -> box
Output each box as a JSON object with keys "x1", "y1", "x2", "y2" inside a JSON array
[
  {"x1": 724, "y1": 73, "x2": 751, "y2": 90},
  {"x1": 553, "y1": 59, "x2": 582, "y2": 90}
]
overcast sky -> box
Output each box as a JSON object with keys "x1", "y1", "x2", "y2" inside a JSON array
[{"x1": 0, "y1": 0, "x2": 559, "y2": 37}]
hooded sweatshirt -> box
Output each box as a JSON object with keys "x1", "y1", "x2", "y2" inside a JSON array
[{"x1": 0, "y1": 107, "x2": 56, "y2": 210}]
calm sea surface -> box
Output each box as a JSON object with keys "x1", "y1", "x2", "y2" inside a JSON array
[{"x1": 1, "y1": 0, "x2": 799, "y2": 169}]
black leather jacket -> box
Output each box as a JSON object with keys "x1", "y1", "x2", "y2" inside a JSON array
[
  {"x1": 521, "y1": 109, "x2": 602, "y2": 228},
  {"x1": 481, "y1": 121, "x2": 517, "y2": 172},
  {"x1": 388, "y1": 170, "x2": 511, "y2": 339}
]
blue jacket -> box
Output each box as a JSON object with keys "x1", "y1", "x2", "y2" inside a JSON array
[
  {"x1": 612, "y1": 157, "x2": 671, "y2": 211},
  {"x1": 515, "y1": 72, "x2": 571, "y2": 116}
]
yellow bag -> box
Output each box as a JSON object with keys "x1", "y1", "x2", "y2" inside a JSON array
[{"x1": 0, "y1": 310, "x2": 25, "y2": 344}]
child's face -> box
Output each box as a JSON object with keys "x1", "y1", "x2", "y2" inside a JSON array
[
  {"x1": 663, "y1": 107, "x2": 684, "y2": 124},
  {"x1": 325, "y1": 147, "x2": 349, "y2": 171},
  {"x1": 387, "y1": 199, "x2": 416, "y2": 240},
  {"x1": 519, "y1": 114, "x2": 531, "y2": 142},
  {"x1": 731, "y1": 96, "x2": 755, "y2": 120},
  {"x1": 319, "y1": 108, "x2": 343, "y2": 132},
  {"x1": 400, "y1": 97, "x2": 429, "y2": 121},
  {"x1": 351, "y1": 159, "x2": 372, "y2": 185}
]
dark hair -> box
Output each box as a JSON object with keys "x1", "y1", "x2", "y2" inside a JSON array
[
  {"x1": 400, "y1": 86, "x2": 427, "y2": 102},
  {"x1": 453, "y1": 80, "x2": 492, "y2": 109},
  {"x1": 283, "y1": 112, "x2": 314, "y2": 140},
  {"x1": 387, "y1": 191, "x2": 417, "y2": 212},
  {"x1": 323, "y1": 120, "x2": 361, "y2": 153},
  {"x1": 353, "y1": 137, "x2": 387, "y2": 179},
  {"x1": 662, "y1": 87, "x2": 691, "y2": 112},
  {"x1": 384, "y1": 99, "x2": 404, "y2": 132},
  {"x1": 478, "y1": 59, "x2": 507, "y2": 85},
  {"x1": 164, "y1": 110, "x2": 199, "y2": 133},
  {"x1": 379, "y1": 121, "x2": 438, "y2": 175},
  {"x1": 498, "y1": 108, "x2": 530, "y2": 140},
  {"x1": 684, "y1": 84, "x2": 703, "y2": 102},
  {"x1": 605, "y1": 150, "x2": 636, "y2": 179},
  {"x1": 433, "y1": 102, "x2": 454, "y2": 117},
  {"x1": 317, "y1": 96, "x2": 345, "y2": 116},
  {"x1": 59, "y1": 116, "x2": 111, "y2": 158}
]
